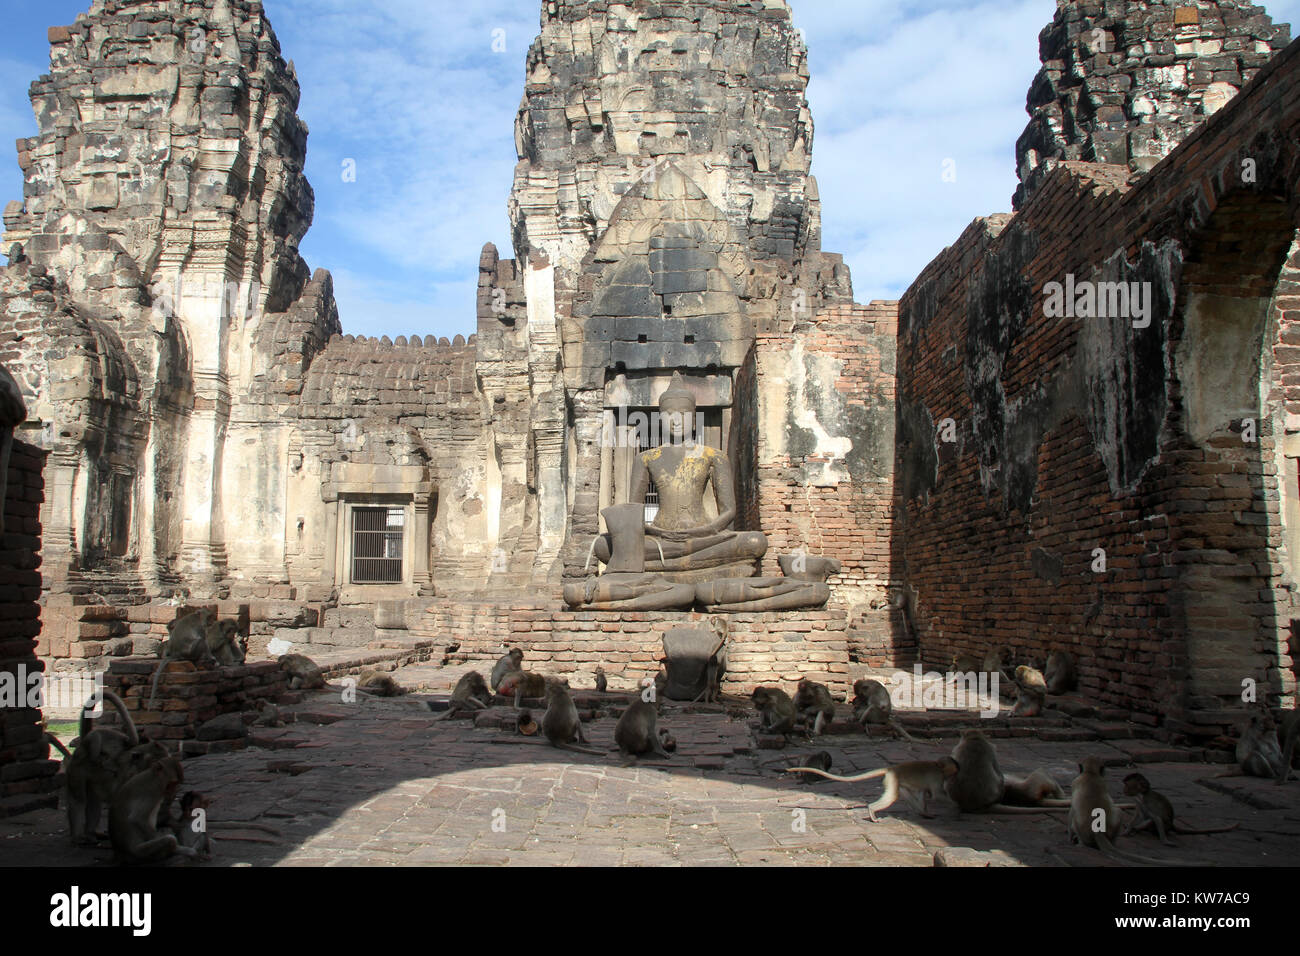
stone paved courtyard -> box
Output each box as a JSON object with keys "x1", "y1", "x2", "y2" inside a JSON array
[{"x1": 3, "y1": 661, "x2": 1299, "y2": 868}]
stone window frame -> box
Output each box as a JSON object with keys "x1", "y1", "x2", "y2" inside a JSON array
[{"x1": 322, "y1": 464, "x2": 434, "y2": 603}]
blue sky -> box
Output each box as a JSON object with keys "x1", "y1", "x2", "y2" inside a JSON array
[{"x1": 2, "y1": 0, "x2": 1297, "y2": 339}]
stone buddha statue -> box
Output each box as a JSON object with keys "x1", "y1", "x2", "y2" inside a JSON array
[{"x1": 591, "y1": 372, "x2": 766, "y2": 583}]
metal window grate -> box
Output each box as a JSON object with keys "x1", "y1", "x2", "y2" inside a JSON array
[{"x1": 352, "y1": 507, "x2": 404, "y2": 584}]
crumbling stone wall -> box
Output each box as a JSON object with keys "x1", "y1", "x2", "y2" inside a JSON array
[
  {"x1": 897, "y1": 35, "x2": 1300, "y2": 730},
  {"x1": 1015, "y1": 0, "x2": 1289, "y2": 208}
]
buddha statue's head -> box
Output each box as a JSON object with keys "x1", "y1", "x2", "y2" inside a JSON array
[{"x1": 659, "y1": 372, "x2": 696, "y2": 446}]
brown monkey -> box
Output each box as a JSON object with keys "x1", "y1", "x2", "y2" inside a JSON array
[
  {"x1": 149, "y1": 609, "x2": 227, "y2": 706},
  {"x1": 594, "y1": 667, "x2": 608, "y2": 693},
  {"x1": 109, "y1": 757, "x2": 198, "y2": 865},
  {"x1": 787, "y1": 759, "x2": 960, "y2": 823},
  {"x1": 982, "y1": 647, "x2": 1011, "y2": 679},
  {"x1": 499, "y1": 670, "x2": 548, "y2": 708},
  {"x1": 1011, "y1": 665, "x2": 1047, "y2": 717},
  {"x1": 615, "y1": 700, "x2": 673, "y2": 761},
  {"x1": 64, "y1": 690, "x2": 140, "y2": 845},
  {"x1": 788, "y1": 750, "x2": 833, "y2": 783},
  {"x1": 175, "y1": 791, "x2": 213, "y2": 860},
  {"x1": 490, "y1": 648, "x2": 524, "y2": 693},
  {"x1": 1122, "y1": 772, "x2": 1238, "y2": 844},
  {"x1": 1002, "y1": 769, "x2": 1067, "y2": 806},
  {"x1": 793, "y1": 679, "x2": 836, "y2": 736},
  {"x1": 951, "y1": 653, "x2": 981, "y2": 674},
  {"x1": 437, "y1": 671, "x2": 492, "y2": 719},
  {"x1": 1044, "y1": 649, "x2": 1078, "y2": 694},
  {"x1": 751, "y1": 686, "x2": 797, "y2": 736},
  {"x1": 1237, "y1": 708, "x2": 1285, "y2": 778},
  {"x1": 540, "y1": 679, "x2": 602, "y2": 756},
  {"x1": 851, "y1": 679, "x2": 916, "y2": 742},
  {"x1": 357, "y1": 670, "x2": 406, "y2": 697},
  {"x1": 945, "y1": 729, "x2": 1006, "y2": 812},
  {"x1": 279, "y1": 653, "x2": 325, "y2": 691}
]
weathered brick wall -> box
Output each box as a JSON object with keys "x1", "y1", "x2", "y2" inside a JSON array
[
  {"x1": 415, "y1": 599, "x2": 852, "y2": 699},
  {"x1": 896, "y1": 36, "x2": 1300, "y2": 729},
  {"x1": 0, "y1": 437, "x2": 58, "y2": 817},
  {"x1": 104, "y1": 658, "x2": 287, "y2": 754}
]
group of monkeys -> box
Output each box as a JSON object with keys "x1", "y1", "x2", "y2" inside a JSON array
[
  {"x1": 950, "y1": 646, "x2": 1080, "y2": 717},
  {"x1": 47, "y1": 689, "x2": 213, "y2": 865},
  {"x1": 438, "y1": 648, "x2": 678, "y2": 761}
]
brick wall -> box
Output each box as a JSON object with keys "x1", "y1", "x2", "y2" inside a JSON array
[
  {"x1": 0, "y1": 437, "x2": 58, "y2": 817},
  {"x1": 414, "y1": 598, "x2": 852, "y2": 699},
  {"x1": 895, "y1": 36, "x2": 1300, "y2": 729}
]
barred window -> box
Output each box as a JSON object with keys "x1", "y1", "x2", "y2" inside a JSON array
[{"x1": 352, "y1": 507, "x2": 404, "y2": 584}]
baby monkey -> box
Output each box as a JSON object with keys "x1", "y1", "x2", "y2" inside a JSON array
[
  {"x1": 787, "y1": 758, "x2": 960, "y2": 823},
  {"x1": 1122, "y1": 772, "x2": 1239, "y2": 845}
]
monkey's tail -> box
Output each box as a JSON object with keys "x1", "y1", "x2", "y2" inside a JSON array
[
  {"x1": 557, "y1": 742, "x2": 605, "y2": 757},
  {"x1": 784, "y1": 766, "x2": 888, "y2": 784},
  {"x1": 1095, "y1": 833, "x2": 1210, "y2": 867},
  {"x1": 889, "y1": 718, "x2": 918, "y2": 743},
  {"x1": 148, "y1": 658, "x2": 166, "y2": 710},
  {"x1": 44, "y1": 732, "x2": 72, "y2": 761},
  {"x1": 84, "y1": 688, "x2": 138, "y2": 746},
  {"x1": 1172, "y1": 822, "x2": 1240, "y2": 835}
]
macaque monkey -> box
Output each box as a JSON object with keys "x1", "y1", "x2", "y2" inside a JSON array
[
  {"x1": 109, "y1": 757, "x2": 198, "y2": 864},
  {"x1": 851, "y1": 679, "x2": 916, "y2": 742},
  {"x1": 1011, "y1": 665, "x2": 1047, "y2": 717},
  {"x1": 357, "y1": 670, "x2": 406, "y2": 697},
  {"x1": 541, "y1": 679, "x2": 602, "y2": 756},
  {"x1": 793, "y1": 679, "x2": 836, "y2": 736},
  {"x1": 1237, "y1": 708, "x2": 1285, "y2": 778},
  {"x1": 787, "y1": 758, "x2": 960, "y2": 823},
  {"x1": 983, "y1": 647, "x2": 1011, "y2": 679},
  {"x1": 279, "y1": 653, "x2": 325, "y2": 691},
  {"x1": 1002, "y1": 769, "x2": 1067, "y2": 806},
  {"x1": 437, "y1": 671, "x2": 492, "y2": 719},
  {"x1": 615, "y1": 701, "x2": 673, "y2": 761},
  {"x1": 1122, "y1": 773, "x2": 1238, "y2": 844},
  {"x1": 594, "y1": 667, "x2": 608, "y2": 693},
  {"x1": 951, "y1": 653, "x2": 981, "y2": 674},
  {"x1": 751, "y1": 687, "x2": 797, "y2": 736},
  {"x1": 499, "y1": 670, "x2": 548, "y2": 708},
  {"x1": 1044, "y1": 649, "x2": 1078, "y2": 694},
  {"x1": 945, "y1": 729, "x2": 1006, "y2": 812},
  {"x1": 491, "y1": 648, "x2": 524, "y2": 693},
  {"x1": 175, "y1": 791, "x2": 214, "y2": 860},
  {"x1": 771, "y1": 750, "x2": 833, "y2": 783},
  {"x1": 64, "y1": 690, "x2": 139, "y2": 845}
]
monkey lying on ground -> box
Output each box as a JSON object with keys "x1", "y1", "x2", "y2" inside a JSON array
[
  {"x1": 491, "y1": 648, "x2": 524, "y2": 693},
  {"x1": 279, "y1": 653, "x2": 325, "y2": 691},
  {"x1": 1121, "y1": 772, "x2": 1238, "y2": 844},
  {"x1": 614, "y1": 700, "x2": 673, "y2": 762},
  {"x1": 1011, "y1": 665, "x2": 1047, "y2": 717},
  {"x1": 109, "y1": 756, "x2": 197, "y2": 865},
  {"x1": 64, "y1": 690, "x2": 140, "y2": 845},
  {"x1": 793, "y1": 679, "x2": 836, "y2": 736},
  {"x1": 435, "y1": 671, "x2": 493, "y2": 719},
  {"x1": 149, "y1": 610, "x2": 245, "y2": 706},
  {"x1": 1002, "y1": 769, "x2": 1067, "y2": 806},
  {"x1": 1045, "y1": 649, "x2": 1078, "y2": 694},
  {"x1": 787, "y1": 758, "x2": 960, "y2": 823},
  {"x1": 851, "y1": 679, "x2": 917, "y2": 742},
  {"x1": 1069, "y1": 757, "x2": 1207, "y2": 866},
  {"x1": 751, "y1": 686, "x2": 797, "y2": 736},
  {"x1": 357, "y1": 670, "x2": 406, "y2": 697}
]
